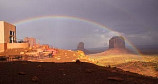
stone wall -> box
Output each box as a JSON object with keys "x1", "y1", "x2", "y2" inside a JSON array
[
  {"x1": 7, "y1": 43, "x2": 29, "y2": 49},
  {"x1": 24, "y1": 37, "x2": 36, "y2": 48},
  {"x1": 0, "y1": 43, "x2": 5, "y2": 52}
]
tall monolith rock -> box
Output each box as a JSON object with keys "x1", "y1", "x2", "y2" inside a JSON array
[
  {"x1": 109, "y1": 36, "x2": 125, "y2": 49},
  {"x1": 77, "y1": 42, "x2": 85, "y2": 50},
  {"x1": 77, "y1": 42, "x2": 89, "y2": 54},
  {"x1": 102, "y1": 36, "x2": 132, "y2": 55}
]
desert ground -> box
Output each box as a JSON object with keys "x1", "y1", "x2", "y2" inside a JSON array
[
  {"x1": 88, "y1": 54, "x2": 158, "y2": 77},
  {"x1": 0, "y1": 49, "x2": 158, "y2": 84}
]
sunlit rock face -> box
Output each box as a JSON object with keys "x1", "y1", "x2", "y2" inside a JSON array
[
  {"x1": 109, "y1": 36, "x2": 125, "y2": 49},
  {"x1": 105, "y1": 36, "x2": 132, "y2": 55},
  {"x1": 77, "y1": 42, "x2": 89, "y2": 54}
]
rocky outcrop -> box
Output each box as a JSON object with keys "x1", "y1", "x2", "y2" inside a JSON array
[
  {"x1": 104, "y1": 36, "x2": 133, "y2": 54},
  {"x1": 77, "y1": 42, "x2": 89, "y2": 54},
  {"x1": 77, "y1": 42, "x2": 85, "y2": 50},
  {"x1": 109, "y1": 36, "x2": 125, "y2": 49}
]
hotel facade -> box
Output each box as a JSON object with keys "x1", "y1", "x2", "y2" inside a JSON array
[{"x1": 0, "y1": 21, "x2": 29, "y2": 52}]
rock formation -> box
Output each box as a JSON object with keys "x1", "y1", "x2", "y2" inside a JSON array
[
  {"x1": 103, "y1": 36, "x2": 132, "y2": 55},
  {"x1": 77, "y1": 42, "x2": 85, "y2": 50},
  {"x1": 77, "y1": 42, "x2": 89, "y2": 54},
  {"x1": 109, "y1": 36, "x2": 125, "y2": 49}
]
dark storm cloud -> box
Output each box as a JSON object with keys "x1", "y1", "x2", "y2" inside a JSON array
[{"x1": 0, "y1": 0, "x2": 158, "y2": 48}]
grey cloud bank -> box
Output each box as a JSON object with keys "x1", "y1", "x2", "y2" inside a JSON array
[{"x1": 0, "y1": 0, "x2": 158, "y2": 49}]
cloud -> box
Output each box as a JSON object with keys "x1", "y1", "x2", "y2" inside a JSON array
[
  {"x1": 0, "y1": 0, "x2": 158, "y2": 47},
  {"x1": 126, "y1": 31, "x2": 158, "y2": 45}
]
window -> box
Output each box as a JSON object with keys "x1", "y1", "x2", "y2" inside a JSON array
[
  {"x1": 10, "y1": 31, "x2": 12, "y2": 35},
  {"x1": 9, "y1": 36, "x2": 12, "y2": 43},
  {"x1": 10, "y1": 31, "x2": 15, "y2": 36},
  {"x1": 9, "y1": 31, "x2": 15, "y2": 43}
]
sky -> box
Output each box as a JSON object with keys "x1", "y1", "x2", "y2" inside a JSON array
[{"x1": 0, "y1": 0, "x2": 158, "y2": 49}]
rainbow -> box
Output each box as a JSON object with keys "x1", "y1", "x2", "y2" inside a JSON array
[{"x1": 13, "y1": 15, "x2": 142, "y2": 55}]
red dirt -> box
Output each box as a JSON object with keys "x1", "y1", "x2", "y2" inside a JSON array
[
  {"x1": 116, "y1": 61, "x2": 158, "y2": 77},
  {"x1": 0, "y1": 49, "x2": 158, "y2": 84},
  {"x1": 0, "y1": 61, "x2": 158, "y2": 84}
]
